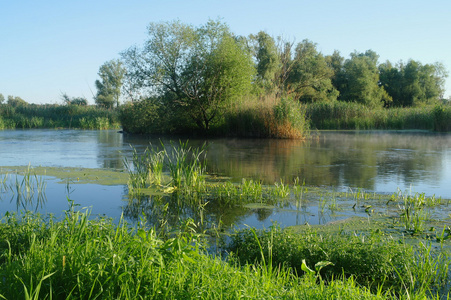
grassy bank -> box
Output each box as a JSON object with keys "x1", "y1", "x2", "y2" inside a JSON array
[
  {"x1": 1, "y1": 210, "x2": 447, "y2": 299},
  {"x1": 0, "y1": 104, "x2": 120, "y2": 130},
  {"x1": 306, "y1": 101, "x2": 451, "y2": 131}
]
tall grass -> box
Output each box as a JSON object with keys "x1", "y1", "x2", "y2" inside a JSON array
[
  {"x1": 124, "y1": 141, "x2": 207, "y2": 197},
  {"x1": 221, "y1": 95, "x2": 310, "y2": 138},
  {"x1": 0, "y1": 104, "x2": 120, "y2": 130},
  {"x1": 0, "y1": 211, "x2": 410, "y2": 299},
  {"x1": 305, "y1": 101, "x2": 451, "y2": 131},
  {"x1": 228, "y1": 224, "x2": 450, "y2": 298}
]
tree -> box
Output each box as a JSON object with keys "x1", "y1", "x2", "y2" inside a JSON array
[
  {"x1": 7, "y1": 95, "x2": 28, "y2": 107},
  {"x1": 379, "y1": 60, "x2": 447, "y2": 107},
  {"x1": 285, "y1": 40, "x2": 338, "y2": 102},
  {"x1": 339, "y1": 50, "x2": 390, "y2": 107},
  {"x1": 61, "y1": 93, "x2": 88, "y2": 106},
  {"x1": 326, "y1": 50, "x2": 345, "y2": 91},
  {"x1": 95, "y1": 59, "x2": 125, "y2": 108},
  {"x1": 0, "y1": 93, "x2": 4, "y2": 104},
  {"x1": 121, "y1": 20, "x2": 255, "y2": 132},
  {"x1": 251, "y1": 31, "x2": 280, "y2": 92}
]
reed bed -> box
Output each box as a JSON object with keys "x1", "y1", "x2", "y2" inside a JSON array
[
  {"x1": 119, "y1": 95, "x2": 311, "y2": 138},
  {"x1": 306, "y1": 101, "x2": 451, "y2": 131},
  {"x1": 221, "y1": 95, "x2": 310, "y2": 138},
  {"x1": 0, "y1": 104, "x2": 120, "y2": 130}
]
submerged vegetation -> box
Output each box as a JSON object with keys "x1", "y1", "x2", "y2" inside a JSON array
[{"x1": 1, "y1": 143, "x2": 451, "y2": 298}]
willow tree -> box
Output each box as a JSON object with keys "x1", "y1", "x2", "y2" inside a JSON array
[
  {"x1": 379, "y1": 59, "x2": 447, "y2": 107},
  {"x1": 286, "y1": 40, "x2": 338, "y2": 102},
  {"x1": 121, "y1": 20, "x2": 254, "y2": 132},
  {"x1": 339, "y1": 50, "x2": 391, "y2": 107}
]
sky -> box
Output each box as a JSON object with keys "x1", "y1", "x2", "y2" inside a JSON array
[{"x1": 1, "y1": 0, "x2": 451, "y2": 105}]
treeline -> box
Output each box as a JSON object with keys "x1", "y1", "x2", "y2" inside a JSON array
[
  {"x1": 0, "y1": 94, "x2": 120, "y2": 130},
  {"x1": 114, "y1": 19, "x2": 448, "y2": 137},
  {"x1": 2, "y1": 20, "x2": 449, "y2": 135}
]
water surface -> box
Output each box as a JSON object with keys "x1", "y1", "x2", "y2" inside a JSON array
[{"x1": 1, "y1": 129, "x2": 450, "y2": 227}]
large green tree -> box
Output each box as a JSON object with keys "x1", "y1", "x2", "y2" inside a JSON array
[
  {"x1": 285, "y1": 40, "x2": 338, "y2": 102},
  {"x1": 95, "y1": 59, "x2": 126, "y2": 108},
  {"x1": 0, "y1": 93, "x2": 4, "y2": 104},
  {"x1": 121, "y1": 20, "x2": 255, "y2": 132},
  {"x1": 379, "y1": 60, "x2": 447, "y2": 107},
  {"x1": 338, "y1": 50, "x2": 391, "y2": 107},
  {"x1": 250, "y1": 31, "x2": 280, "y2": 92},
  {"x1": 250, "y1": 34, "x2": 338, "y2": 102}
]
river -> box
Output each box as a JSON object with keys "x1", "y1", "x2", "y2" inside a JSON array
[{"x1": 1, "y1": 129, "x2": 450, "y2": 227}]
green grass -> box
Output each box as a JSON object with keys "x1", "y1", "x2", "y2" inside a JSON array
[
  {"x1": 2, "y1": 210, "x2": 436, "y2": 300},
  {"x1": 1, "y1": 209, "x2": 449, "y2": 299},
  {"x1": 306, "y1": 101, "x2": 451, "y2": 131},
  {"x1": 0, "y1": 104, "x2": 120, "y2": 130},
  {"x1": 227, "y1": 223, "x2": 450, "y2": 298}
]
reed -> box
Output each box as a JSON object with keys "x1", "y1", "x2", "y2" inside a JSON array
[
  {"x1": 221, "y1": 95, "x2": 310, "y2": 139},
  {"x1": 0, "y1": 166, "x2": 47, "y2": 212},
  {"x1": 0, "y1": 103, "x2": 120, "y2": 130},
  {"x1": 124, "y1": 142, "x2": 207, "y2": 198},
  {"x1": 305, "y1": 101, "x2": 444, "y2": 131}
]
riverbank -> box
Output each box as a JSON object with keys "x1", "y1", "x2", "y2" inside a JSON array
[{"x1": 1, "y1": 100, "x2": 450, "y2": 134}]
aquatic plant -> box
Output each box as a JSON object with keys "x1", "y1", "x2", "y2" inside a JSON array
[
  {"x1": 306, "y1": 101, "x2": 438, "y2": 130},
  {"x1": 0, "y1": 166, "x2": 47, "y2": 212},
  {"x1": 272, "y1": 179, "x2": 290, "y2": 198}
]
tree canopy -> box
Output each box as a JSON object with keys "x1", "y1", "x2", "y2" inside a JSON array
[
  {"x1": 95, "y1": 59, "x2": 126, "y2": 108},
  {"x1": 379, "y1": 60, "x2": 447, "y2": 107},
  {"x1": 121, "y1": 20, "x2": 255, "y2": 132},
  {"x1": 7, "y1": 95, "x2": 28, "y2": 107}
]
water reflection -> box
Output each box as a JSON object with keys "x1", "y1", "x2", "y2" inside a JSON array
[
  {"x1": 1, "y1": 129, "x2": 451, "y2": 224},
  {"x1": 122, "y1": 193, "x2": 253, "y2": 231},
  {"x1": 203, "y1": 131, "x2": 451, "y2": 197}
]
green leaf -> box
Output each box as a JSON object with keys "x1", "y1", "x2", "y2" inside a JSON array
[
  {"x1": 315, "y1": 261, "x2": 334, "y2": 272},
  {"x1": 301, "y1": 259, "x2": 315, "y2": 274}
]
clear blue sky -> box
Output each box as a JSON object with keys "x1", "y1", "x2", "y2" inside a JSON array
[{"x1": 1, "y1": 0, "x2": 450, "y2": 104}]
